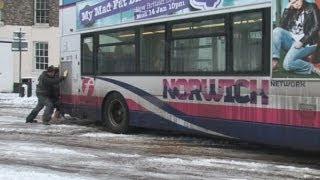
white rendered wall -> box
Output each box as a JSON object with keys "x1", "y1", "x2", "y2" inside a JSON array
[
  {"x1": 0, "y1": 42, "x2": 14, "y2": 92},
  {"x1": 0, "y1": 25, "x2": 60, "y2": 91}
]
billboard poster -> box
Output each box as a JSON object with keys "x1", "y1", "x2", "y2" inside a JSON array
[
  {"x1": 76, "y1": 0, "x2": 270, "y2": 30},
  {"x1": 272, "y1": 0, "x2": 320, "y2": 79}
]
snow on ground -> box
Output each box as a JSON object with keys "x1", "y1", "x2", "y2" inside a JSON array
[
  {"x1": 80, "y1": 132, "x2": 136, "y2": 138},
  {"x1": 1, "y1": 137, "x2": 319, "y2": 180},
  {"x1": 0, "y1": 93, "x2": 37, "y2": 107},
  {"x1": 79, "y1": 132, "x2": 154, "y2": 142},
  {"x1": 0, "y1": 140, "x2": 98, "y2": 159},
  {"x1": 1, "y1": 93, "x2": 320, "y2": 179},
  {"x1": 0, "y1": 165, "x2": 96, "y2": 180},
  {"x1": 145, "y1": 156, "x2": 320, "y2": 179},
  {"x1": 0, "y1": 116, "x2": 98, "y2": 135},
  {"x1": 0, "y1": 93, "x2": 20, "y2": 100}
]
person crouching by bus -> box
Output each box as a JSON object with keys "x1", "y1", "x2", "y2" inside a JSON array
[
  {"x1": 272, "y1": 0, "x2": 320, "y2": 76},
  {"x1": 26, "y1": 66, "x2": 67, "y2": 125}
]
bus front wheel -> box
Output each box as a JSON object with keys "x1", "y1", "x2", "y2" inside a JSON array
[{"x1": 102, "y1": 92, "x2": 129, "y2": 134}]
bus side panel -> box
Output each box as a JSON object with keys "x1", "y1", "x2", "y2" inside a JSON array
[
  {"x1": 92, "y1": 76, "x2": 320, "y2": 151},
  {"x1": 128, "y1": 110, "x2": 320, "y2": 151},
  {"x1": 60, "y1": 33, "x2": 81, "y2": 117},
  {"x1": 60, "y1": 5, "x2": 77, "y2": 37}
]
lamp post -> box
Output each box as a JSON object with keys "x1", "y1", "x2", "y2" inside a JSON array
[{"x1": 19, "y1": 28, "x2": 22, "y2": 88}]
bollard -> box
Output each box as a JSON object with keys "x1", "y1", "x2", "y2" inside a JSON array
[
  {"x1": 22, "y1": 84, "x2": 28, "y2": 97},
  {"x1": 19, "y1": 85, "x2": 25, "y2": 97}
]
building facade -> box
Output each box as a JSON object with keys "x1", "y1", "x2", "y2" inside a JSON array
[{"x1": 0, "y1": 0, "x2": 59, "y2": 93}]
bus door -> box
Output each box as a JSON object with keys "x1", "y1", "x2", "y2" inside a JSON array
[
  {"x1": 78, "y1": 36, "x2": 99, "y2": 119},
  {"x1": 60, "y1": 34, "x2": 82, "y2": 117},
  {"x1": 60, "y1": 51, "x2": 80, "y2": 116}
]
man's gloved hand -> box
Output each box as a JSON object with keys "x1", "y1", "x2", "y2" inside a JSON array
[{"x1": 63, "y1": 70, "x2": 68, "y2": 78}]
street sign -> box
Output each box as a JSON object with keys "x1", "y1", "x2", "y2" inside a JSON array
[
  {"x1": 13, "y1": 31, "x2": 26, "y2": 40},
  {"x1": 11, "y1": 41, "x2": 28, "y2": 51},
  {"x1": 12, "y1": 31, "x2": 28, "y2": 51}
]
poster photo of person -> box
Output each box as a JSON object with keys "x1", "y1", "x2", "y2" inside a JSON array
[{"x1": 272, "y1": 0, "x2": 320, "y2": 78}]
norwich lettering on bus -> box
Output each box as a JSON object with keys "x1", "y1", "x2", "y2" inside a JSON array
[{"x1": 163, "y1": 79, "x2": 269, "y2": 105}]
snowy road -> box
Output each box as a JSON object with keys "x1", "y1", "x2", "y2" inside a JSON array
[{"x1": 0, "y1": 93, "x2": 320, "y2": 179}]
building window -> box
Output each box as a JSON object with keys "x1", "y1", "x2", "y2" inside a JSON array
[
  {"x1": 35, "y1": 0, "x2": 49, "y2": 24},
  {"x1": 35, "y1": 42, "x2": 49, "y2": 70}
]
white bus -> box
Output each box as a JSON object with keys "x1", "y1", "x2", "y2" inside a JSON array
[{"x1": 60, "y1": 0, "x2": 320, "y2": 151}]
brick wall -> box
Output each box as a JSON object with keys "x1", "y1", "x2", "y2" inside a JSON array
[
  {"x1": 49, "y1": 0, "x2": 59, "y2": 27},
  {"x1": 3, "y1": 0, "x2": 59, "y2": 27}
]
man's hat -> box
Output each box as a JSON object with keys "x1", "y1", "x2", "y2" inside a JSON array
[{"x1": 47, "y1": 65, "x2": 55, "y2": 72}]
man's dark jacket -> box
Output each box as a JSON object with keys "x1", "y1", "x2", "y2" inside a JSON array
[
  {"x1": 280, "y1": 1, "x2": 320, "y2": 45},
  {"x1": 36, "y1": 71, "x2": 63, "y2": 97}
]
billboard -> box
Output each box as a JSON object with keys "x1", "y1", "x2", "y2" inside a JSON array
[
  {"x1": 76, "y1": 0, "x2": 270, "y2": 30},
  {"x1": 272, "y1": 0, "x2": 320, "y2": 79}
]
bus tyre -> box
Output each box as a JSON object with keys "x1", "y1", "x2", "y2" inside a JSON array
[{"x1": 103, "y1": 92, "x2": 129, "y2": 134}]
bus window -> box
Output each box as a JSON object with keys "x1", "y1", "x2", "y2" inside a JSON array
[
  {"x1": 233, "y1": 12, "x2": 263, "y2": 72},
  {"x1": 81, "y1": 37, "x2": 93, "y2": 75},
  {"x1": 171, "y1": 18, "x2": 226, "y2": 73},
  {"x1": 99, "y1": 30, "x2": 135, "y2": 45},
  {"x1": 98, "y1": 44, "x2": 135, "y2": 74},
  {"x1": 172, "y1": 19, "x2": 225, "y2": 38},
  {"x1": 98, "y1": 30, "x2": 136, "y2": 74},
  {"x1": 140, "y1": 25, "x2": 165, "y2": 73}
]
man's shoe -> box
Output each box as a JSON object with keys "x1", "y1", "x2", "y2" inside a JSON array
[{"x1": 26, "y1": 120, "x2": 38, "y2": 123}]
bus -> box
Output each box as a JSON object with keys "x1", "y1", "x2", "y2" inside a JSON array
[{"x1": 59, "y1": 0, "x2": 320, "y2": 151}]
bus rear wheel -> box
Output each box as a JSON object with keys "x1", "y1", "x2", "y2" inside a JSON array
[{"x1": 103, "y1": 92, "x2": 129, "y2": 134}]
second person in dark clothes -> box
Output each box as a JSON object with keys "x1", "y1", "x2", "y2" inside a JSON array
[
  {"x1": 26, "y1": 66, "x2": 67, "y2": 125},
  {"x1": 51, "y1": 67, "x2": 64, "y2": 122}
]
